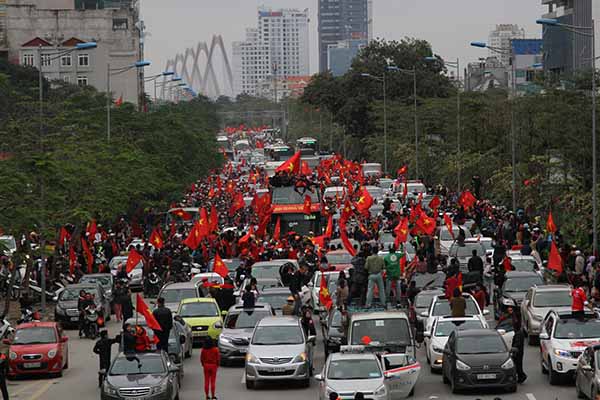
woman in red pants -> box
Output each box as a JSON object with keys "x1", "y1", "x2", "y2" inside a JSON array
[{"x1": 200, "y1": 338, "x2": 220, "y2": 400}]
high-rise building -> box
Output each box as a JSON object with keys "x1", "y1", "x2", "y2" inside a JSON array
[
  {"x1": 327, "y1": 39, "x2": 367, "y2": 76},
  {"x1": 5, "y1": 0, "x2": 144, "y2": 105},
  {"x1": 232, "y1": 7, "x2": 309, "y2": 99},
  {"x1": 540, "y1": 0, "x2": 592, "y2": 76},
  {"x1": 318, "y1": 0, "x2": 372, "y2": 73},
  {"x1": 488, "y1": 24, "x2": 525, "y2": 66},
  {"x1": 0, "y1": 0, "x2": 7, "y2": 56}
]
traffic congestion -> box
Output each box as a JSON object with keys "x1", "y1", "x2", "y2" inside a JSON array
[{"x1": 0, "y1": 126, "x2": 597, "y2": 400}]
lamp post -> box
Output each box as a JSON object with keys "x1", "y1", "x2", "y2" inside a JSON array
[
  {"x1": 425, "y1": 56, "x2": 462, "y2": 190},
  {"x1": 471, "y1": 41, "x2": 517, "y2": 212},
  {"x1": 360, "y1": 72, "x2": 387, "y2": 173},
  {"x1": 36, "y1": 41, "x2": 97, "y2": 316},
  {"x1": 144, "y1": 71, "x2": 174, "y2": 104},
  {"x1": 168, "y1": 76, "x2": 183, "y2": 102},
  {"x1": 537, "y1": 18, "x2": 597, "y2": 255},
  {"x1": 106, "y1": 60, "x2": 151, "y2": 141}
]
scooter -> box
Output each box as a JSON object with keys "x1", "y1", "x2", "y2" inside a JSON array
[
  {"x1": 143, "y1": 272, "x2": 162, "y2": 297},
  {"x1": 17, "y1": 308, "x2": 41, "y2": 324},
  {"x1": 83, "y1": 305, "x2": 101, "y2": 339}
]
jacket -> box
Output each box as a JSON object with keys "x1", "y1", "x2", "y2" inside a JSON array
[
  {"x1": 93, "y1": 337, "x2": 118, "y2": 369},
  {"x1": 152, "y1": 306, "x2": 173, "y2": 333},
  {"x1": 200, "y1": 347, "x2": 221, "y2": 366}
]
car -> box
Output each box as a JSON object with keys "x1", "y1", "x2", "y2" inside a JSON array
[
  {"x1": 424, "y1": 316, "x2": 488, "y2": 372},
  {"x1": 521, "y1": 284, "x2": 571, "y2": 345},
  {"x1": 54, "y1": 283, "x2": 111, "y2": 327},
  {"x1": 191, "y1": 272, "x2": 224, "y2": 288},
  {"x1": 322, "y1": 307, "x2": 347, "y2": 356},
  {"x1": 251, "y1": 259, "x2": 298, "y2": 281},
  {"x1": 207, "y1": 257, "x2": 242, "y2": 278},
  {"x1": 79, "y1": 273, "x2": 114, "y2": 302},
  {"x1": 411, "y1": 288, "x2": 444, "y2": 326},
  {"x1": 361, "y1": 163, "x2": 383, "y2": 178},
  {"x1": 101, "y1": 351, "x2": 180, "y2": 400},
  {"x1": 441, "y1": 329, "x2": 517, "y2": 393},
  {"x1": 494, "y1": 271, "x2": 545, "y2": 319},
  {"x1": 575, "y1": 344, "x2": 600, "y2": 399},
  {"x1": 447, "y1": 240, "x2": 486, "y2": 272},
  {"x1": 157, "y1": 282, "x2": 203, "y2": 312},
  {"x1": 326, "y1": 250, "x2": 353, "y2": 270},
  {"x1": 109, "y1": 255, "x2": 143, "y2": 291},
  {"x1": 173, "y1": 316, "x2": 194, "y2": 359},
  {"x1": 310, "y1": 271, "x2": 342, "y2": 310},
  {"x1": 7, "y1": 322, "x2": 69, "y2": 378},
  {"x1": 245, "y1": 316, "x2": 315, "y2": 389},
  {"x1": 218, "y1": 303, "x2": 275, "y2": 364},
  {"x1": 422, "y1": 294, "x2": 488, "y2": 334},
  {"x1": 365, "y1": 185, "x2": 384, "y2": 202},
  {"x1": 323, "y1": 186, "x2": 346, "y2": 200},
  {"x1": 178, "y1": 297, "x2": 225, "y2": 344},
  {"x1": 436, "y1": 226, "x2": 472, "y2": 256},
  {"x1": 258, "y1": 287, "x2": 293, "y2": 315},
  {"x1": 540, "y1": 310, "x2": 600, "y2": 384},
  {"x1": 505, "y1": 252, "x2": 541, "y2": 272},
  {"x1": 0, "y1": 235, "x2": 17, "y2": 256}
]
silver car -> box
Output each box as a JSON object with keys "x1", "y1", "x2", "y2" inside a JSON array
[
  {"x1": 157, "y1": 282, "x2": 202, "y2": 313},
  {"x1": 521, "y1": 284, "x2": 571, "y2": 345},
  {"x1": 576, "y1": 345, "x2": 600, "y2": 399},
  {"x1": 245, "y1": 316, "x2": 315, "y2": 389},
  {"x1": 109, "y1": 256, "x2": 143, "y2": 291}
]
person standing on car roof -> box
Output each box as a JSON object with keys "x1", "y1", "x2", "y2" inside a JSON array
[
  {"x1": 572, "y1": 278, "x2": 592, "y2": 320},
  {"x1": 365, "y1": 244, "x2": 386, "y2": 307},
  {"x1": 350, "y1": 245, "x2": 369, "y2": 306},
  {"x1": 384, "y1": 245, "x2": 402, "y2": 305},
  {"x1": 152, "y1": 297, "x2": 173, "y2": 352}
]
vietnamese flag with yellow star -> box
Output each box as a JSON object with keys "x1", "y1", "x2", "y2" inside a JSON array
[
  {"x1": 275, "y1": 151, "x2": 301, "y2": 174},
  {"x1": 183, "y1": 222, "x2": 203, "y2": 250},
  {"x1": 354, "y1": 187, "x2": 374, "y2": 214},
  {"x1": 126, "y1": 248, "x2": 144, "y2": 273},
  {"x1": 213, "y1": 253, "x2": 229, "y2": 279},
  {"x1": 416, "y1": 213, "x2": 437, "y2": 236},
  {"x1": 135, "y1": 294, "x2": 162, "y2": 331},
  {"x1": 319, "y1": 273, "x2": 333, "y2": 310},
  {"x1": 149, "y1": 227, "x2": 164, "y2": 249},
  {"x1": 394, "y1": 217, "x2": 409, "y2": 246},
  {"x1": 170, "y1": 208, "x2": 192, "y2": 221}
]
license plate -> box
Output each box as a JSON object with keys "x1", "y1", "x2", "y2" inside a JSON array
[
  {"x1": 271, "y1": 367, "x2": 286, "y2": 372},
  {"x1": 193, "y1": 331, "x2": 208, "y2": 337},
  {"x1": 238, "y1": 349, "x2": 247, "y2": 354},
  {"x1": 70, "y1": 317, "x2": 79, "y2": 321},
  {"x1": 477, "y1": 373, "x2": 496, "y2": 380},
  {"x1": 23, "y1": 362, "x2": 41, "y2": 368}
]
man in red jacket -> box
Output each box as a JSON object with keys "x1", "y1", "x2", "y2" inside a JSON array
[{"x1": 200, "y1": 338, "x2": 221, "y2": 400}]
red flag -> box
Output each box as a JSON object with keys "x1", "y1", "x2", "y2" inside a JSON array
[
  {"x1": 339, "y1": 221, "x2": 357, "y2": 256},
  {"x1": 300, "y1": 161, "x2": 312, "y2": 176},
  {"x1": 225, "y1": 180, "x2": 236, "y2": 194},
  {"x1": 114, "y1": 95, "x2": 123, "y2": 107},
  {"x1": 149, "y1": 227, "x2": 164, "y2": 249},
  {"x1": 135, "y1": 294, "x2": 162, "y2": 331},
  {"x1": 548, "y1": 240, "x2": 563, "y2": 275},
  {"x1": 239, "y1": 225, "x2": 254, "y2": 246},
  {"x1": 397, "y1": 165, "x2": 408, "y2": 176},
  {"x1": 126, "y1": 248, "x2": 143, "y2": 273},
  {"x1": 213, "y1": 254, "x2": 229, "y2": 278},
  {"x1": 183, "y1": 222, "x2": 203, "y2": 250},
  {"x1": 69, "y1": 246, "x2": 76, "y2": 275},
  {"x1": 325, "y1": 215, "x2": 333, "y2": 238},
  {"x1": 303, "y1": 195, "x2": 312, "y2": 215},
  {"x1": 210, "y1": 205, "x2": 219, "y2": 232},
  {"x1": 230, "y1": 192, "x2": 245, "y2": 216},
  {"x1": 503, "y1": 256, "x2": 513, "y2": 273},
  {"x1": 400, "y1": 254, "x2": 406, "y2": 275},
  {"x1": 319, "y1": 273, "x2": 333, "y2": 310},
  {"x1": 81, "y1": 238, "x2": 93, "y2": 273},
  {"x1": 416, "y1": 213, "x2": 437, "y2": 236},
  {"x1": 171, "y1": 208, "x2": 192, "y2": 221},
  {"x1": 273, "y1": 216, "x2": 281, "y2": 241},
  {"x1": 546, "y1": 211, "x2": 557, "y2": 234},
  {"x1": 208, "y1": 187, "x2": 215, "y2": 198},
  {"x1": 354, "y1": 187, "x2": 374, "y2": 213},
  {"x1": 402, "y1": 179, "x2": 408, "y2": 199},
  {"x1": 443, "y1": 214, "x2": 454, "y2": 238},
  {"x1": 311, "y1": 235, "x2": 327, "y2": 250},
  {"x1": 394, "y1": 217, "x2": 409, "y2": 246},
  {"x1": 458, "y1": 190, "x2": 477, "y2": 210},
  {"x1": 340, "y1": 200, "x2": 354, "y2": 222},
  {"x1": 58, "y1": 226, "x2": 70, "y2": 247},
  {"x1": 86, "y1": 219, "x2": 97, "y2": 239},
  {"x1": 275, "y1": 151, "x2": 301, "y2": 174},
  {"x1": 429, "y1": 195, "x2": 441, "y2": 212}
]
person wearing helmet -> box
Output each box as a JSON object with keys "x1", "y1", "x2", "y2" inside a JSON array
[{"x1": 282, "y1": 296, "x2": 295, "y2": 315}]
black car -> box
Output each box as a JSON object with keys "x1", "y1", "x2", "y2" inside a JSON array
[
  {"x1": 54, "y1": 283, "x2": 111, "y2": 327},
  {"x1": 257, "y1": 287, "x2": 292, "y2": 315},
  {"x1": 101, "y1": 352, "x2": 180, "y2": 400},
  {"x1": 494, "y1": 271, "x2": 544, "y2": 319},
  {"x1": 323, "y1": 307, "x2": 347, "y2": 357},
  {"x1": 442, "y1": 329, "x2": 517, "y2": 394}
]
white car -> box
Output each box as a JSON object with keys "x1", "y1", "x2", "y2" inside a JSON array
[
  {"x1": 310, "y1": 271, "x2": 340, "y2": 310},
  {"x1": 540, "y1": 310, "x2": 600, "y2": 384},
  {"x1": 421, "y1": 294, "x2": 488, "y2": 334},
  {"x1": 424, "y1": 316, "x2": 489, "y2": 372},
  {"x1": 436, "y1": 226, "x2": 472, "y2": 256}
]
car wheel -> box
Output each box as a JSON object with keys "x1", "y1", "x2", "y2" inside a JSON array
[
  {"x1": 301, "y1": 378, "x2": 310, "y2": 388},
  {"x1": 592, "y1": 385, "x2": 598, "y2": 400},
  {"x1": 408, "y1": 387, "x2": 414, "y2": 397},
  {"x1": 442, "y1": 370, "x2": 449, "y2": 384},
  {"x1": 549, "y1": 362, "x2": 560, "y2": 385},
  {"x1": 185, "y1": 348, "x2": 191, "y2": 359},
  {"x1": 245, "y1": 377, "x2": 254, "y2": 389},
  {"x1": 451, "y1": 376, "x2": 459, "y2": 394},
  {"x1": 528, "y1": 333, "x2": 538, "y2": 346},
  {"x1": 506, "y1": 384, "x2": 517, "y2": 393},
  {"x1": 541, "y1": 358, "x2": 548, "y2": 374}
]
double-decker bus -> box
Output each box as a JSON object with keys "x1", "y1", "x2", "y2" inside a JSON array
[{"x1": 270, "y1": 185, "x2": 323, "y2": 236}]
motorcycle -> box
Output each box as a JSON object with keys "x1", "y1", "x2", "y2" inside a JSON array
[
  {"x1": 17, "y1": 308, "x2": 41, "y2": 324},
  {"x1": 143, "y1": 272, "x2": 162, "y2": 297},
  {"x1": 83, "y1": 304, "x2": 102, "y2": 339}
]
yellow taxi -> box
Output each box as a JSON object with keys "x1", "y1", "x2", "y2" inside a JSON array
[{"x1": 177, "y1": 297, "x2": 225, "y2": 344}]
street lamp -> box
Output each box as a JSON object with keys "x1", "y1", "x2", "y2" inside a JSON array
[
  {"x1": 425, "y1": 56, "x2": 462, "y2": 191},
  {"x1": 537, "y1": 17, "x2": 597, "y2": 255},
  {"x1": 471, "y1": 41, "x2": 517, "y2": 212},
  {"x1": 144, "y1": 71, "x2": 175, "y2": 103},
  {"x1": 106, "y1": 60, "x2": 151, "y2": 141},
  {"x1": 360, "y1": 72, "x2": 388, "y2": 174}
]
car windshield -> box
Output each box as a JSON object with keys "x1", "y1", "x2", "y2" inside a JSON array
[
  {"x1": 80, "y1": 276, "x2": 111, "y2": 287},
  {"x1": 271, "y1": 186, "x2": 319, "y2": 205},
  {"x1": 554, "y1": 319, "x2": 600, "y2": 339},
  {"x1": 327, "y1": 359, "x2": 382, "y2": 380},
  {"x1": 511, "y1": 259, "x2": 537, "y2": 272},
  {"x1": 179, "y1": 302, "x2": 218, "y2": 317},
  {"x1": 60, "y1": 288, "x2": 97, "y2": 301},
  {"x1": 259, "y1": 293, "x2": 289, "y2": 310},
  {"x1": 415, "y1": 292, "x2": 438, "y2": 308},
  {"x1": 503, "y1": 276, "x2": 544, "y2": 292},
  {"x1": 251, "y1": 266, "x2": 281, "y2": 280},
  {"x1": 449, "y1": 243, "x2": 484, "y2": 258},
  {"x1": 161, "y1": 288, "x2": 198, "y2": 304},
  {"x1": 330, "y1": 311, "x2": 343, "y2": 327},
  {"x1": 351, "y1": 318, "x2": 411, "y2": 346},
  {"x1": 13, "y1": 327, "x2": 57, "y2": 345},
  {"x1": 533, "y1": 291, "x2": 571, "y2": 307},
  {"x1": 432, "y1": 298, "x2": 479, "y2": 316},
  {"x1": 412, "y1": 273, "x2": 445, "y2": 290},
  {"x1": 327, "y1": 253, "x2": 352, "y2": 265},
  {"x1": 456, "y1": 335, "x2": 506, "y2": 354},
  {"x1": 225, "y1": 311, "x2": 271, "y2": 329},
  {"x1": 255, "y1": 279, "x2": 284, "y2": 290},
  {"x1": 315, "y1": 274, "x2": 339, "y2": 294},
  {"x1": 252, "y1": 326, "x2": 304, "y2": 345},
  {"x1": 0, "y1": 237, "x2": 16, "y2": 250},
  {"x1": 435, "y1": 320, "x2": 484, "y2": 337},
  {"x1": 109, "y1": 356, "x2": 165, "y2": 375}
]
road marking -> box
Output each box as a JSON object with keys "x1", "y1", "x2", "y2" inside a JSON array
[
  {"x1": 26, "y1": 381, "x2": 52, "y2": 400},
  {"x1": 241, "y1": 374, "x2": 245, "y2": 384},
  {"x1": 526, "y1": 393, "x2": 537, "y2": 400},
  {"x1": 9, "y1": 382, "x2": 36, "y2": 396}
]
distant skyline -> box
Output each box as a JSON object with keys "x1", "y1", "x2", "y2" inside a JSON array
[{"x1": 141, "y1": 0, "x2": 546, "y2": 83}]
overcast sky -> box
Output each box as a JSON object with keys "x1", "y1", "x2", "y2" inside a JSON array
[{"x1": 141, "y1": 0, "x2": 546, "y2": 80}]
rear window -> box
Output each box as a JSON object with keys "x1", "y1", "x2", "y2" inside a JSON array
[
  {"x1": 351, "y1": 318, "x2": 411, "y2": 346},
  {"x1": 434, "y1": 320, "x2": 483, "y2": 337},
  {"x1": 225, "y1": 310, "x2": 271, "y2": 329},
  {"x1": 432, "y1": 298, "x2": 479, "y2": 316},
  {"x1": 179, "y1": 302, "x2": 218, "y2": 318},
  {"x1": 503, "y1": 276, "x2": 544, "y2": 292},
  {"x1": 449, "y1": 243, "x2": 485, "y2": 258},
  {"x1": 161, "y1": 288, "x2": 199, "y2": 304},
  {"x1": 456, "y1": 334, "x2": 506, "y2": 354},
  {"x1": 533, "y1": 291, "x2": 571, "y2": 307}
]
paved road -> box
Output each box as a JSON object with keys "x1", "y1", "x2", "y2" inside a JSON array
[{"x1": 6, "y1": 310, "x2": 579, "y2": 400}]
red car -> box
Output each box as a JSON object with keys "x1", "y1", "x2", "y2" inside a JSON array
[{"x1": 7, "y1": 322, "x2": 69, "y2": 378}]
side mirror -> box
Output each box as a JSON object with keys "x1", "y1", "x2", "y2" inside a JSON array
[
  {"x1": 423, "y1": 332, "x2": 431, "y2": 338},
  {"x1": 307, "y1": 282, "x2": 314, "y2": 288},
  {"x1": 483, "y1": 309, "x2": 490, "y2": 316},
  {"x1": 583, "y1": 365, "x2": 594, "y2": 372},
  {"x1": 168, "y1": 365, "x2": 179, "y2": 373},
  {"x1": 179, "y1": 335, "x2": 186, "y2": 344},
  {"x1": 307, "y1": 335, "x2": 317, "y2": 344},
  {"x1": 420, "y1": 311, "x2": 429, "y2": 317},
  {"x1": 214, "y1": 322, "x2": 223, "y2": 330},
  {"x1": 539, "y1": 332, "x2": 549, "y2": 340},
  {"x1": 497, "y1": 329, "x2": 506, "y2": 336},
  {"x1": 221, "y1": 310, "x2": 228, "y2": 317},
  {"x1": 314, "y1": 373, "x2": 323, "y2": 381},
  {"x1": 61, "y1": 336, "x2": 69, "y2": 343}
]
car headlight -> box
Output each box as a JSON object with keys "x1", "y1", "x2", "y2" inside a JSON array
[
  {"x1": 213, "y1": 321, "x2": 223, "y2": 329},
  {"x1": 292, "y1": 352, "x2": 307, "y2": 363},
  {"x1": 55, "y1": 306, "x2": 65, "y2": 315},
  {"x1": 9, "y1": 352, "x2": 17, "y2": 360},
  {"x1": 501, "y1": 358, "x2": 514, "y2": 370},
  {"x1": 150, "y1": 379, "x2": 169, "y2": 395},
  {"x1": 47, "y1": 349, "x2": 57, "y2": 359},
  {"x1": 374, "y1": 384, "x2": 387, "y2": 396},
  {"x1": 432, "y1": 345, "x2": 444, "y2": 353},
  {"x1": 219, "y1": 335, "x2": 233, "y2": 344},
  {"x1": 554, "y1": 349, "x2": 573, "y2": 358},
  {"x1": 245, "y1": 353, "x2": 259, "y2": 364},
  {"x1": 103, "y1": 382, "x2": 119, "y2": 396},
  {"x1": 456, "y1": 359, "x2": 471, "y2": 371}
]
